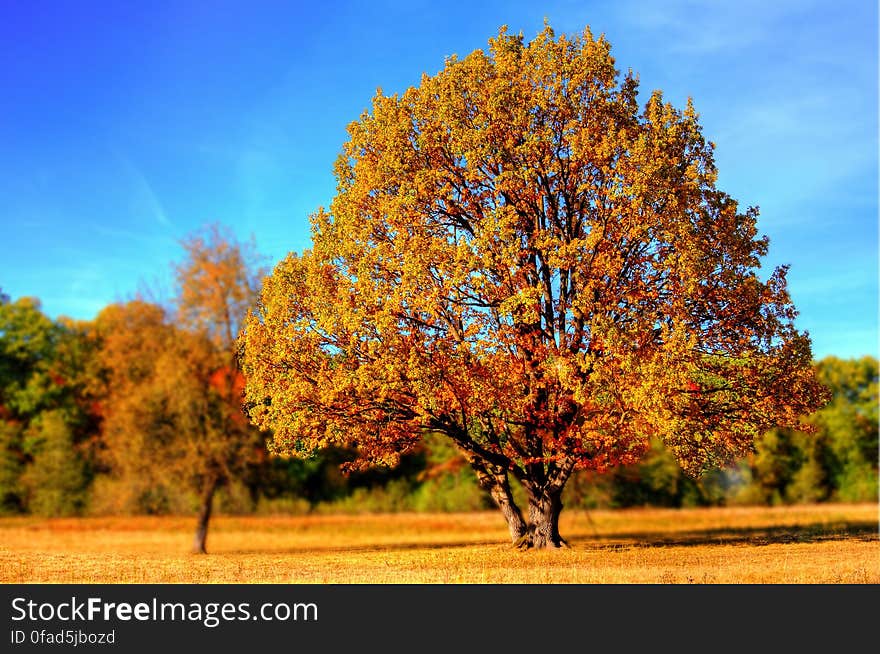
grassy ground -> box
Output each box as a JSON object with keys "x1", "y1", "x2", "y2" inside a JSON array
[{"x1": 1, "y1": 503, "x2": 877, "y2": 583}]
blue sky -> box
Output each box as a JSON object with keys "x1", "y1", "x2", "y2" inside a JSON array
[{"x1": 0, "y1": 0, "x2": 876, "y2": 359}]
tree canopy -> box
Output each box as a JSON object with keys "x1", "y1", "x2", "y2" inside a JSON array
[{"x1": 246, "y1": 26, "x2": 825, "y2": 547}]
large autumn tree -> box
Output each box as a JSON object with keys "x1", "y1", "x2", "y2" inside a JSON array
[{"x1": 241, "y1": 26, "x2": 827, "y2": 548}]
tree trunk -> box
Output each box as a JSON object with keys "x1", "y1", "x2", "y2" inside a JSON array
[
  {"x1": 524, "y1": 490, "x2": 565, "y2": 549},
  {"x1": 489, "y1": 477, "x2": 529, "y2": 543},
  {"x1": 468, "y1": 454, "x2": 574, "y2": 549},
  {"x1": 472, "y1": 465, "x2": 528, "y2": 543},
  {"x1": 192, "y1": 477, "x2": 218, "y2": 554}
]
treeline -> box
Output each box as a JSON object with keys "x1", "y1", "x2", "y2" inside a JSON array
[
  {"x1": 564, "y1": 350, "x2": 878, "y2": 509},
  {"x1": 1, "y1": 226, "x2": 877, "y2": 524}
]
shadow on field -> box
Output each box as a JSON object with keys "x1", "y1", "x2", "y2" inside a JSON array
[
  {"x1": 568, "y1": 520, "x2": 880, "y2": 549},
  {"x1": 225, "y1": 539, "x2": 504, "y2": 556},
  {"x1": 223, "y1": 521, "x2": 878, "y2": 555}
]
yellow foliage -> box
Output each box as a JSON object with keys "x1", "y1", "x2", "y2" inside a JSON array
[{"x1": 240, "y1": 26, "x2": 828, "y2": 545}]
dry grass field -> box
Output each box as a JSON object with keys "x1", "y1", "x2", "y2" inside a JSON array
[{"x1": 1, "y1": 504, "x2": 877, "y2": 583}]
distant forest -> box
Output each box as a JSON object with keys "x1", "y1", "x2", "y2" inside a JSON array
[{"x1": 1, "y1": 225, "x2": 876, "y2": 519}]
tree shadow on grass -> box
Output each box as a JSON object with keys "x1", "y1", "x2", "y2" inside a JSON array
[
  {"x1": 224, "y1": 521, "x2": 878, "y2": 555},
  {"x1": 220, "y1": 518, "x2": 879, "y2": 555},
  {"x1": 224, "y1": 539, "x2": 505, "y2": 556},
  {"x1": 567, "y1": 520, "x2": 879, "y2": 549}
]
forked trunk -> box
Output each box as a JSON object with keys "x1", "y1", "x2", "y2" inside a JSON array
[
  {"x1": 524, "y1": 491, "x2": 565, "y2": 549},
  {"x1": 471, "y1": 458, "x2": 573, "y2": 549},
  {"x1": 192, "y1": 478, "x2": 218, "y2": 554}
]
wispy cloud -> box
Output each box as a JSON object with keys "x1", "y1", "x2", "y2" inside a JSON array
[
  {"x1": 789, "y1": 266, "x2": 878, "y2": 301},
  {"x1": 115, "y1": 152, "x2": 172, "y2": 227},
  {"x1": 609, "y1": 0, "x2": 822, "y2": 56},
  {"x1": 87, "y1": 221, "x2": 176, "y2": 247},
  {"x1": 30, "y1": 260, "x2": 111, "y2": 320},
  {"x1": 710, "y1": 90, "x2": 876, "y2": 227}
]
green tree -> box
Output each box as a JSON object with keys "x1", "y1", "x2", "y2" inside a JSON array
[
  {"x1": 0, "y1": 297, "x2": 59, "y2": 417},
  {"x1": 726, "y1": 356, "x2": 876, "y2": 505},
  {"x1": 0, "y1": 419, "x2": 24, "y2": 513},
  {"x1": 815, "y1": 356, "x2": 878, "y2": 502},
  {"x1": 21, "y1": 410, "x2": 89, "y2": 516},
  {"x1": 0, "y1": 296, "x2": 96, "y2": 514}
]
